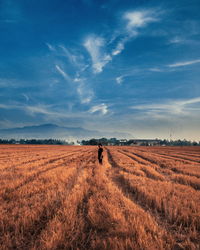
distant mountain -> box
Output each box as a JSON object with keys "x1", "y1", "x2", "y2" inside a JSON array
[{"x1": 0, "y1": 124, "x2": 132, "y2": 140}]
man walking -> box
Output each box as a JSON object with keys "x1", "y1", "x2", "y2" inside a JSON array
[{"x1": 98, "y1": 144, "x2": 103, "y2": 164}]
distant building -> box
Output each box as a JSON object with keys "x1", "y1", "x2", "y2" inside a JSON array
[
  {"x1": 119, "y1": 139, "x2": 127, "y2": 145},
  {"x1": 130, "y1": 139, "x2": 161, "y2": 146}
]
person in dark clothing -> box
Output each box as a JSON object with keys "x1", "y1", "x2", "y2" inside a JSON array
[{"x1": 98, "y1": 144, "x2": 103, "y2": 164}]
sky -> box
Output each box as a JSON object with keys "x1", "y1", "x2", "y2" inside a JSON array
[{"x1": 0, "y1": 0, "x2": 200, "y2": 140}]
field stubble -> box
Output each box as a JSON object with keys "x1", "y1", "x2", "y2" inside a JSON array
[{"x1": 0, "y1": 145, "x2": 199, "y2": 250}]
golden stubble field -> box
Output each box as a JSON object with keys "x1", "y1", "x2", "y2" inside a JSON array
[{"x1": 0, "y1": 145, "x2": 200, "y2": 250}]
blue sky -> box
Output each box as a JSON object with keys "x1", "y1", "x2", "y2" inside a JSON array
[{"x1": 0, "y1": 0, "x2": 200, "y2": 140}]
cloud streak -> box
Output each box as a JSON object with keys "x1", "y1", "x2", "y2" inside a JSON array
[
  {"x1": 0, "y1": 103, "x2": 85, "y2": 122},
  {"x1": 89, "y1": 103, "x2": 108, "y2": 115},
  {"x1": 116, "y1": 76, "x2": 124, "y2": 84},
  {"x1": 124, "y1": 10, "x2": 158, "y2": 30},
  {"x1": 55, "y1": 65, "x2": 71, "y2": 81},
  {"x1": 111, "y1": 9, "x2": 159, "y2": 57},
  {"x1": 59, "y1": 45, "x2": 81, "y2": 67},
  {"x1": 76, "y1": 79, "x2": 94, "y2": 104},
  {"x1": 112, "y1": 38, "x2": 128, "y2": 56},
  {"x1": 132, "y1": 97, "x2": 200, "y2": 116},
  {"x1": 83, "y1": 9, "x2": 160, "y2": 74},
  {"x1": 168, "y1": 59, "x2": 200, "y2": 67},
  {"x1": 46, "y1": 42, "x2": 94, "y2": 104},
  {"x1": 46, "y1": 43, "x2": 56, "y2": 52},
  {"x1": 84, "y1": 35, "x2": 111, "y2": 73}
]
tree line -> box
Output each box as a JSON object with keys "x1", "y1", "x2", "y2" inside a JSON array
[
  {"x1": 81, "y1": 138, "x2": 200, "y2": 146},
  {"x1": 0, "y1": 138, "x2": 72, "y2": 145},
  {"x1": 0, "y1": 138, "x2": 199, "y2": 146}
]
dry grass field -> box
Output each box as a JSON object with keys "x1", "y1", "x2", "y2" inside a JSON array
[{"x1": 0, "y1": 145, "x2": 200, "y2": 250}]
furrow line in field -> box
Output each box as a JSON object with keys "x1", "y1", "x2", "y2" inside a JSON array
[
  {"x1": 0, "y1": 153, "x2": 31, "y2": 160},
  {"x1": 149, "y1": 151, "x2": 200, "y2": 164},
  {"x1": 144, "y1": 149, "x2": 200, "y2": 158},
  {"x1": 157, "y1": 151, "x2": 200, "y2": 162},
  {"x1": 0, "y1": 153, "x2": 81, "y2": 194},
  {"x1": 1, "y1": 149, "x2": 92, "y2": 173},
  {"x1": 127, "y1": 150, "x2": 198, "y2": 176},
  {"x1": 0, "y1": 148, "x2": 86, "y2": 172},
  {"x1": 134, "y1": 149, "x2": 200, "y2": 164},
  {"x1": 116, "y1": 150, "x2": 167, "y2": 181},
  {"x1": 105, "y1": 150, "x2": 177, "y2": 247},
  {"x1": 1, "y1": 151, "x2": 92, "y2": 200},
  {"x1": 76, "y1": 188, "x2": 94, "y2": 249},
  {"x1": 35, "y1": 155, "x2": 96, "y2": 250},
  {"x1": 1, "y1": 153, "x2": 95, "y2": 250},
  {"x1": 0, "y1": 153, "x2": 68, "y2": 172},
  {"x1": 119, "y1": 150, "x2": 200, "y2": 190},
  {"x1": 86, "y1": 157, "x2": 173, "y2": 249},
  {"x1": 24, "y1": 170, "x2": 88, "y2": 248},
  {"x1": 128, "y1": 150, "x2": 161, "y2": 165},
  {"x1": 119, "y1": 150, "x2": 149, "y2": 165},
  {"x1": 107, "y1": 149, "x2": 163, "y2": 210},
  {"x1": 106, "y1": 149, "x2": 200, "y2": 248}
]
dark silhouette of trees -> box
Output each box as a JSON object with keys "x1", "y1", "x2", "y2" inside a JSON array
[
  {"x1": 0, "y1": 138, "x2": 70, "y2": 145},
  {"x1": 0, "y1": 138, "x2": 199, "y2": 146},
  {"x1": 81, "y1": 138, "x2": 200, "y2": 146}
]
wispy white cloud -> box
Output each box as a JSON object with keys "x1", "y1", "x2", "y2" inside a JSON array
[
  {"x1": 73, "y1": 77, "x2": 82, "y2": 83},
  {"x1": 124, "y1": 10, "x2": 158, "y2": 30},
  {"x1": 0, "y1": 78, "x2": 30, "y2": 88},
  {"x1": 46, "y1": 41, "x2": 94, "y2": 105},
  {"x1": 0, "y1": 103, "x2": 12, "y2": 109},
  {"x1": 132, "y1": 97, "x2": 200, "y2": 116},
  {"x1": 116, "y1": 76, "x2": 124, "y2": 84},
  {"x1": 112, "y1": 9, "x2": 159, "y2": 58},
  {"x1": 0, "y1": 103, "x2": 57, "y2": 117},
  {"x1": 0, "y1": 103, "x2": 89, "y2": 123},
  {"x1": 84, "y1": 35, "x2": 111, "y2": 73},
  {"x1": 59, "y1": 45, "x2": 80, "y2": 66},
  {"x1": 46, "y1": 43, "x2": 56, "y2": 52},
  {"x1": 169, "y1": 36, "x2": 184, "y2": 44},
  {"x1": 178, "y1": 97, "x2": 200, "y2": 106},
  {"x1": 115, "y1": 68, "x2": 144, "y2": 84},
  {"x1": 168, "y1": 59, "x2": 200, "y2": 68},
  {"x1": 89, "y1": 103, "x2": 108, "y2": 115},
  {"x1": 149, "y1": 67, "x2": 163, "y2": 72},
  {"x1": 26, "y1": 105, "x2": 54, "y2": 116},
  {"x1": 22, "y1": 94, "x2": 29, "y2": 101},
  {"x1": 76, "y1": 79, "x2": 94, "y2": 104},
  {"x1": 112, "y1": 39, "x2": 126, "y2": 56},
  {"x1": 46, "y1": 43, "x2": 93, "y2": 103},
  {"x1": 55, "y1": 65, "x2": 71, "y2": 81},
  {"x1": 0, "y1": 119, "x2": 14, "y2": 129},
  {"x1": 48, "y1": 43, "x2": 88, "y2": 73},
  {"x1": 71, "y1": 76, "x2": 93, "y2": 104},
  {"x1": 148, "y1": 58, "x2": 200, "y2": 72},
  {"x1": 83, "y1": 9, "x2": 160, "y2": 74}
]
